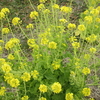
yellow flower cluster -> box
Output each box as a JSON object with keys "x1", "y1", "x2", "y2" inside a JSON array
[
  {"x1": 89, "y1": 47, "x2": 96, "y2": 53},
  {"x1": 12, "y1": 17, "x2": 22, "y2": 25},
  {"x1": 52, "y1": 60, "x2": 60, "y2": 70},
  {"x1": 59, "y1": 18, "x2": 67, "y2": 23},
  {"x1": 0, "y1": 87, "x2": 6, "y2": 96},
  {"x1": 65, "y1": 93, "x2": 73, "y2": 100},
  {"x1": 5, "y1": 38, "x2": 20, "y2": 50},
  {"x1": 30, "y1": 11, "x2": 38, "y2": 19},
  {"x1": 84, "y1": 16, "x2": 92, "y2": 24},
  {"x1": 7, "y1": 54, "x2": 14, "y2": 60},
  {"x1": 26, "y1": 23, "x2": 34, "y2": 29},
  {"x1": 82, "y1": 67, "x2": 90, "y2": 75},
  {"x1": 69, "y1": 36, "x2": 77, "y2": 42},
  {"x1": 0, "y1": 12, "x2": 5, "y2": 19},
  {"x1": 86, "y1": 34, "x2": 97, "y2": 43},
  {"x1": 43, "y1": 9, "x2": 50, "y2": 14},
  {"x1": 9, "y1": 78, "x2": 20, "y2": 87},
  {"x1": 2, "y1": 28, "x2": 10, "y2": 35},
  {"x1": 52, "y1": 4, "x2": 60, "y2": 9},
  {"x1": 72, "y1": 42, "x2": 80, "y2": 49},
  {"x1": 61, "y1": 6, "x2": 72, "y2": 13},
  {"x1": 39, "y1": 84, "x2": 47, "y2": 93},
  {"x1": 90, "y1": 9, "x2": 99, "y2": 16},
  {"x1": 2, "y1": 63, "x2": 12, "y2": 73},
  {"x1": 84, "y1": 54, "x2": 91, "y2": 60},
  {"x1": 41, "y1": 37, "x2": 49, "y2": 45},
  {"x1": 37, "y1": 4, "x2": 45, "y2": 10},
  {"x1": 68, "y1": 23, "x2": 76, "y2": 30},
  {"x1": 39, "y1": 0, "x2": 47, "y2": 3},
  {"x1": 48, "y1": 41, "x2": 57, "y2": 49},
  {"x1": 39, "y1": 97, "x2": 47, "y2": 100},
  {"x1": 78, "y1": 24, "x2": 86, "y2": 31},
  {"x1": 31, "y1": 70, "x2": 39, "y2": 79},
  {"x1": 1, "y1": 8, "x2": 10, "y2": 14},
  {"x1": 82, "y1": 88, "x2": 91, "y2": 96},
  {"x1": 51, "y1": 82, "x2": 62, "y2": 93},
  {"x1": 21, "y1": 72, "x2": 31, "y2": 82},
  {"x1": 21, "y1": 95, "x2": 29, "y2": 100}
]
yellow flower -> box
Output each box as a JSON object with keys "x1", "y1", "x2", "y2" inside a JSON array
[
  {"x1": 0, "y1": 12, "x2": 5, "y2": 19},
  {"x1": 65, "y1": 93, "x2": 73, "y2": 100},
  {"x1": 84, "y1": 16, "x2": 92, "y2": 24},
  {"x1": 67, "y1": 23, "x2": 76, "y2": 30},
  {"x1": 12, "y1": 17, "x2": 21, "y2": 25},
  {"x1": 69, "y1": 36, "x2": 77, "y2": 42},
  {"x1": 82, "y1": 88, "x2": 91, "y2": 96},
  {"x1": 1, "y1": 8, "x2": 10, "y2": 14},
  {"x1": 39, "y1": 0, "x2": 47, "y2": 3},
  {"x1": 21, "y1": 95, "x2": 29, "y2": 100},
  {"x1": 59, "y1": 18, "x2": 67, "y2": 23},
  {"x1": 83, "y1": 10, "x2": 89, "y2": 15},
  {"x1": 0, "y1": 40, "x2": 4, "y2": 43},
  {"x1": 7, "y1": 54, "x2": 14, "y2": 60},
  {"x1": 0, "y1": 46, "x2": 3, "y2": 52},
  {"x1": 72, "y1": 42, "x2": 80, "y2": 49},
  {"x1": 30, "y1": 11, "x2": 38, "y2": 19},
  {"x1": 31, "y1": 70, "x2": 39, "y2": 79},
  {"x1": 95, "y1": 18, "x2": 100, "y2": 23},
  {"x1": 52, "y1": 61, "x2": 60, "y2": 70},
  {"x1": 78, "y1": 24, "x2": 86, "y2": 31},
  {"x1": 0, "y1": 87, "x2": 6, "y2": 96},
  {"x1": 9, "y1": 78, "x2": 20, "y2": 87},
  {"x1": 43, "y1": 9, "x2": 50, "y2": 14},
  {"x1": 48, "y1": 41, "x2": 57, "y2": 49},
  {"x1": 37, "y1": 4, "x2": 45, "y2": 10},
  {"x1": 89, "y1": 98, "x2": 95, "y2": 100},
  {"x1": 2, "y1": 63, "x2": 12, "y2": 73},
  {"x1": 89, "y1": 47, "x2": 96, "y2": 53},
  {"x1": 2, "y1": 28, "x2": 10, "y2": 35},
  {"x1": 39, "y1": 97, "x2": 47, "y2": 100},
  {"x1": 82, "y1": 67, "x2": 90, "y2": 75},
  {"x1": 52, "y1": 4, "x2": 60, "y2": 9},
  {"x1": 21, "y1": 72, "x2": 31, "y2": 82},
  {"x1": 61, "y1": 6, "x2": 72, "y2": 13},
  {"x1": 41, "y1": 38, "x2": 49, "y2": 45},
  {"x1": 84, "y1": 54, "x2": 91, "y2": 60},
  {"x1": 39, "y1": 84, "x2": 47, "y2": 93},
  {"x1": 90, "y1": 9, "x2": 99, "y2": 16},
  {"x1": 51, "y1": 82, "x2": 62, "y2": 93},
  {"x1": 26, "y1": 23, "x2": 34, "y2": 29}
]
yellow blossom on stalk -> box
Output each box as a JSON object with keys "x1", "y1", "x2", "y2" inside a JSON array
[
  {"x1": 41, "y1": 38, "x2": 49, "y2": 45},
  {"x1": 52, "y1": 61, "x2": 60, "y2": 70},
  {"x1": 96, "y1": 6, "x2": 100, "y2": 11},
  {"x1": 21, "y1": 95, "x2": 29, "y2": 100},
  {"x1": 1, "y1": 8, "x2": 10, "y2": 14},
  {"x1": 90, "y1": 9, "x2": 99, "y2": 16},
  {"x1": 59, "y1": 18, "x2": 67, "y2": 23},
  {"x1": 26, "y1": 23, "x2": 34, "y2": 29},
  {"x1": 67, "y1": 23, "x2": 76, "y2": 30},
  {"x1": 51, "y1": 82, "x2": 62, "y2": 93},
  {"x1": 27, "y1": 39, "x2": 35, "y2": 47},
  {"x1": 37, "y1": 4, "x2": 45, "y2": 10},
  {"x1": 39, "y1": 0, "x2": 47, "y2": 3},
  {"x1": 0, "y1": 58, "x2": 6, "y2": 65},
  {"x1": 83, "y1": 10, "x2": 89, "y2": 15},
  {"x1": 52, "y1": 4, "x2": 60, "y2": 9},
  {"x1": 12, "y1": 17, "x2": 21, "y2": 25},
  {"x1": 78, "y1": 24, "x2": 86, "y2": 31},
  {"x1": 95, "y1": 18, "x2": 100, "y2": 23},
  {"x1": 30, "y1": 11, "x2": 38, "y2": 19},
  {"x1": 65, "y1": 93, "x2": 74, "y2": 100},
  {"x1": 39, "y1": 84, "x2": 47, "y2": 93},
  {"x1": 69, "y1": 36, "x2": 77, "y2": 42},
  {"x1": 4, "y1": 73, "x2": 14, "y2": 84},
  {"x1": 21, "y1": 72, "x2": 31, "y2": 82},
  {"x1": 43, "y1": 9, "x2": 50, "y2": 14},
  {"x1": 82, "y1": 88, "x2": 91, "y2": 96},
  {"x1": 89, "y1": 98, "x2": 95, "y2": 100},
  {"x1": 2, "y1": 28, "x2": 10, "y2": 35},
  {"x1": 0, "y1": 40, "x2": 4, "y2": 43},
  {"x1": 0, "y1": 87, "x2": 6, "y2": 96},
  {"x1": 0, "y1": 12, "x2": 5, "y2": 19},
  {"x1": 72, "y1": 42, "x2": 80, "y2": 49},
  {"x1": 82, "y1": 67, "x2": 90, "y2": 75},
  {"x1": 48, "y1": 41, "x2": 57, "y2": 49},
  {"x1": 84, "y1": 16, "x2": 92, "y2": 24},
  {"x1": 5, "y1": 38, "x2": 20, "y2": 50},
  {"x1": 7, "y1": 54, "x2": 14, "y2": 60},
  {"x1": 2, "y1": 63, "x2": 12, "y2": 73},
  {"x1": 9, "y1": 78, "x2": 20, "y2": 87},
  {"x1": 61, "y1": 6, "x2": 72, "y2": 13},
  {"x1": 89, "y1": 47, "x2": 96, "y2": 53},
  {"x1": 39, "y1": 97, "x2": 47, "y2": 100},
  {"x1": 84, "y1": 54, "x2": 91, "y2": 60},
  {"x1": 31, "y1": 70, "x2": 39, "y2": 79}
]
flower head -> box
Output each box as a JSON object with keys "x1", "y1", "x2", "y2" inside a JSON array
[
  {"x1": 21, "y1": 95, "x2": 29, "y2": 100},
  {"x1": 78, "y1": 24, "x2": 86, "y2": 31},
  {"x1": 61, "y1": 6, "x2": 72, "y2": 13},
  {"x1": 31, "y1": 70, "x2": 39, "y2": 79},
  {"x1": 89, "y1": 47, "x2": 96, "y2": 53},
  {"x1": 0, "y1": 12, "x2": 5, "y2": 19},
  {"x1": 82, "y1": 88, "x2": 91, "y2": 96},
  {"x1": 39, "y1": 84, "x2": 47, "y2": 93},
  {"x1": 39, "y1": 0, "x2": 47, "y2": 3},
  {"x1": 82, "y1": 67, "x2": 90, "y2": 75},
  {"x1": 51, "y1": 82, "x2": 62, "y2": 93},
  {"x1": 84, "y1": 16, "x2": 92, "y2": 24},
  {"x1": 72, "y1": 42, "x2": 80, "y2": 49},
  {"x1": 26, "y1": 23, "x2": 34, "y2": 29},
  {"x1": 68, "y1": 23, "x2": 76, "y2": 30},
  {"x1": 30, "y1": 11, "x2": 38, "y2": 19},
  {"x1": 52, "y1": 4, "x2": 59, "y2": 9},
  {"x1": 65, "y1": 93, "x2": 73, "y2": 100},
  {"x1": 2, "y1": 28, "x2": 10, "y2": 35},
  {"x1": 39, "y1": 97, "x2": 47, "y2": 100},
  {"x1": 1, "y1": 8, "x2": 10, "y2": 14},
  {"x1": 48, "y1": 41, "x2": 57, "y2": 49},
  {"x1": 12, "y1": 17, "x2": 21, "y2": 25},
  {"x1": 0, "y1": 87, "x2": 6, "y2": 96}
]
